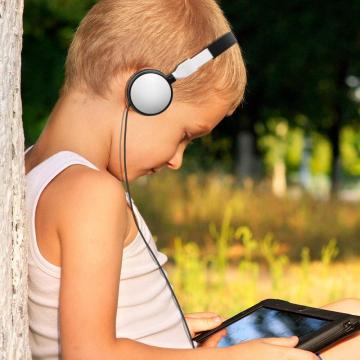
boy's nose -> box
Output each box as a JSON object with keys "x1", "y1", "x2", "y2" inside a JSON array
[{"x1": 167, "y1": 148, "x2": 184, "y2": 170}]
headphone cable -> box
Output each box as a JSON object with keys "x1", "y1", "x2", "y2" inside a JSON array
[{"x1": 119, "y1": 105, "x2": 195, "y2": 349}]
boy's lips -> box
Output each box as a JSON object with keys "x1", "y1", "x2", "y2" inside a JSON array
[
  {"x1": 146, "y1": 168, "x2": 157, "y2": 175},
  {"x1": 145, "y1": 165, "x2": 165, "y2": 175},
  {"x1": 149, "y1": 167, "x2": 163, "y2": 174}
]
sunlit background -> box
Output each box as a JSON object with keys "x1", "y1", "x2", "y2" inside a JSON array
[{"x1": 23, "y1": 0, "x2": 360, "y2": 316}]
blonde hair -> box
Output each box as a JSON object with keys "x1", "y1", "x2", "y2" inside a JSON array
[{"x1": 62, "y1": 0, "x2": 247, "y2": 114}]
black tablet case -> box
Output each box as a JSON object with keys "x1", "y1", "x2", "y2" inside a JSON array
[{"x1": 192, "y1": 299, "x2": 360, "y2": 353}]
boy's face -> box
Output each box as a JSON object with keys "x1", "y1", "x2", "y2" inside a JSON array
[{"x1": 111, "y1": 96, "x2": 232, "y2": 182}]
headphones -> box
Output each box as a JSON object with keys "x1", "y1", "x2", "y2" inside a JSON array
[
  {"x1": 121, "y1": 31, "x2": 238, "y2": 349},
  {"x1": 125, "y1": 31, "x2": 238, "y2": 116}
]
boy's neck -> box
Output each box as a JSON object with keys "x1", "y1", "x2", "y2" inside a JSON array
[{"x1": 29, "y1": 90, "x2": 122, "y2": 175}]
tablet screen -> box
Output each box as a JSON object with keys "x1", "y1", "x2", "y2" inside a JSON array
[{"x1": 217, "y1": 307, "x2": 331, "y2": 347}]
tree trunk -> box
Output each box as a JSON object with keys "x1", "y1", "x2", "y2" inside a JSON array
[
  {"x1": 329, "y1": 115, "x2": 341, "y2": 195},
  {"x1": 272, "y1": 160, "x2": 287, "y2": 197},
  {"x1": 234, "y1": 93, "x2": 262, "y2": 182},
  {"x1": 329, "y1": 59, "x2": 348, "y2": 196},
  {"x1": 236, "y1": 131, "x2": 257, "y2": 181},
  {"x1": 0, "y1": 0, "x2": 31, "y2": 359}
]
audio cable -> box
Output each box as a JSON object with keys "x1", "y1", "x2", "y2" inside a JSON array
[{"x1": 119, "y1": 105, "x2": 195, "y2": 349}]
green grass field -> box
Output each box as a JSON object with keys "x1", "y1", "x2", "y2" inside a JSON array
[
  {"x1": 131, "y1": 171, "x2": 360, "y2": 316},
  {"x1": 166, "y1": 235, "x2": 360, "y2": 317}
]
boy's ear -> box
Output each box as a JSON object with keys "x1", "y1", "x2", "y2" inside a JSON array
[
  {"x1": 125, "y1": 68, "x2": 173, "y2": 116},
  {"x1": 112, "y1": 67, "x2": 155, "y2": 104}
]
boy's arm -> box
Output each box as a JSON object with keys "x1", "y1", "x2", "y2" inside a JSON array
[
  {"x1": 56, "y1": 168, "x2": 226, "y2": 359},
  {"x1": 106, "y1": 337, "x2": 228, "y2": 359},
  {"x1": 57, "y1": 168, "x2": 129, "y2": 358}
]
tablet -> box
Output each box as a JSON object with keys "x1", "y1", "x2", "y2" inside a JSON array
[{"x1": 192, "y1": 299, "x2": 360, "y2": 353}]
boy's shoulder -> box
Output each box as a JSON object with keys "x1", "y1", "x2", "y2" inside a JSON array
[
  {"x1": 51, "y1": 165, "x2": 129, "y2": 239},
  {"x1": 54, "y1": 164, "x2": 126, "y2": 204}
]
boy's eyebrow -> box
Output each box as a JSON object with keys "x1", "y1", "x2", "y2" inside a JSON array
[{"x1": 226, "y1": 103, "x2": 237, "y2": 117}]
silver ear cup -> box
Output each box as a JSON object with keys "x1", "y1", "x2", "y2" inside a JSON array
[{"x1": 127, "y1": 70, "x2": 173, "y2": 116}]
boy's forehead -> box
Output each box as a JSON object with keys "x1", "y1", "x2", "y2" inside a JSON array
[{"x1": 188, "y1": 122, "x2": 212, "y2": 139}]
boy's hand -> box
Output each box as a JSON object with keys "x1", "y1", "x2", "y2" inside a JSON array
[{"x1": 185, "y1": 312, "x2": 227, "y2": 348}]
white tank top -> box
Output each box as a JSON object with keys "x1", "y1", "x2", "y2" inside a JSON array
[{"x1": 25, "y1": 145, "x2": 192, "y2": 359}]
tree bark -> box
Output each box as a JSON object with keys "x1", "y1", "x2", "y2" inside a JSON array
[
  {"x1": 0, "y1": 0, "x2": 31, "y2": 358},
  {"x1": 272, "y1": 160, "x2": 287, "y2": 197},
  {"x1": 329, "y1": 59, "x2": 348, "y2": 196}
]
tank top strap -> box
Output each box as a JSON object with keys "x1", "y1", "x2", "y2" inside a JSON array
[
  {"x1": 25, "y1": 144, "x2": 136, "y2": 210},
  {"x1": 25, "y1": 145, "x2": 99, "y2": 203}
]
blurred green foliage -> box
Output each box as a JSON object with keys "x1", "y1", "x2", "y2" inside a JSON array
[
  {"x1": 22, "y1": 0, "x2": 96, "y2": 144},
  {"x1": 310, "y1": 133, "x2": 332, "y2": 176},
  {"x1": 168, "y1": 224, "x2": 360, "y2": 315},
  {"x1": 341, "y1": 127, "x2": 360, "y2": 177},
  {"x1": 256, "y1": 118, "x2": 305, "y2": 175},
  {"x1": 132, "y1": 171, "x2": 360, "y2": 260},
  {"x1": 23, "y1": 0, "x2": 360, "y2": 183}
]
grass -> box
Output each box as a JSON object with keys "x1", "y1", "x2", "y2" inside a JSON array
[
  {"x1": 131, "y1": 171, "x2": 360, "y2": 316},
  {"x1": 166, "y1": 225, "x2": 360, "y2": 317},
  {"x1": 132, "y1": 171, "x2": 360, "y2": 260}
]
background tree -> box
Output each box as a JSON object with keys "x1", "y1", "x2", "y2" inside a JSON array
[
  {"x1": 0, "y1": 0, "x2": 31, "y2": 358},
  {"x1": 22, "y1": 0, "x2": 360, "y2": 193},
  {"x1": 222, "y1": 0, "x2": 360, "y2": 193}
]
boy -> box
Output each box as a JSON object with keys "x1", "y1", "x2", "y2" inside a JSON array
[{"x1": 25, "y1": 0, "x2": 360, "y2": 359}]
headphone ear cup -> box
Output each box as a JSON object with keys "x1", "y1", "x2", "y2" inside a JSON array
[{"x1": 126, "y1": 69, "x2": 173, "y2": 116}]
